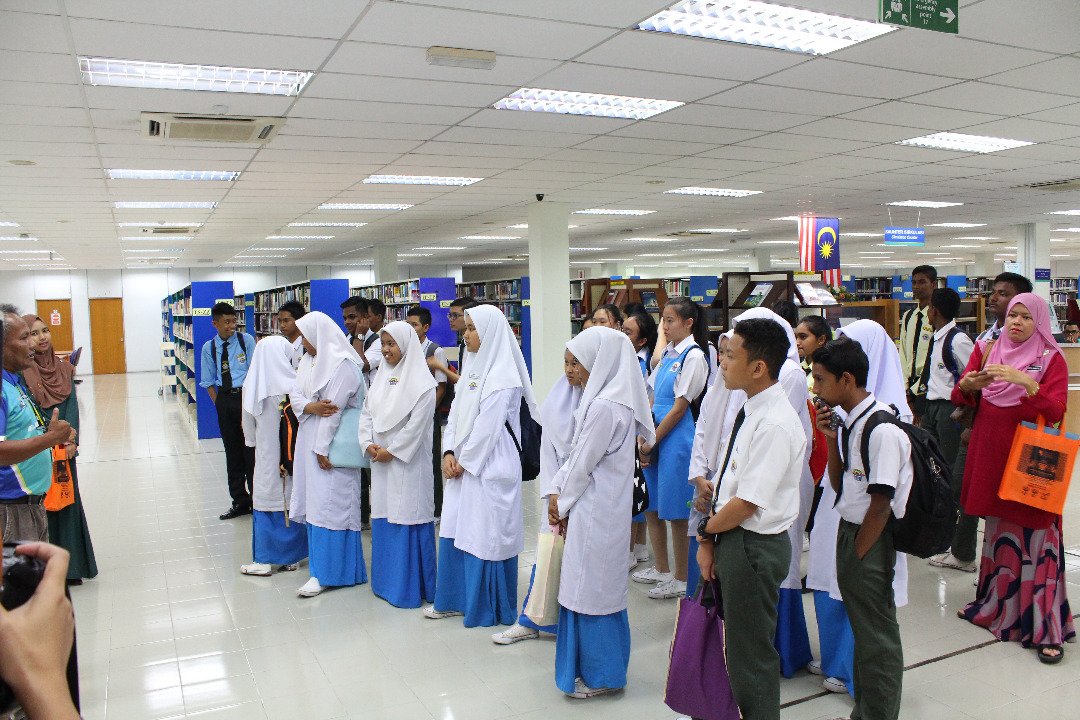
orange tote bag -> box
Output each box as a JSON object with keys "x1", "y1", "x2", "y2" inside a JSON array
[{"x1": 998, "y1": 417, "x2": 1079, "y2": 515}]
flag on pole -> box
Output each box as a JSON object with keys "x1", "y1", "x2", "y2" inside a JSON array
[{"x1": 798, "y1": 217, "x2": 841, "y2": 287}]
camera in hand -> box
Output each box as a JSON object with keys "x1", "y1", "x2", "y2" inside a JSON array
[{"x1": 814, "y1": 397, "x2": 843, "y2": 432}]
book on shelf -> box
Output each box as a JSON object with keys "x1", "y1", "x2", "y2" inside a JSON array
[{"x1": 744, "y1": 283, "x2": 772, "y2": 307}]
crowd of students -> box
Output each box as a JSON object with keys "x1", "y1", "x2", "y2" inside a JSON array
[{"x1": 186, "y1": 265, "x2": 1074, "y2": 716}]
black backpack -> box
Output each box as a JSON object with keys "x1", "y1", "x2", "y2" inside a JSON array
[
  {"x1": 857, "y1": 410, "x2": 957, "y2": 559},
  {"x1": 505, "y1": 397, "x2": 542, "y2": 481},
  {"x1": 279, "y1": 397, "x2": 299, "y2": 475}
]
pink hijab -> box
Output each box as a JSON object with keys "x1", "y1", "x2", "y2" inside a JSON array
[{"x1": 982, "y1": 292, "x2": 1062, "y2": 408}]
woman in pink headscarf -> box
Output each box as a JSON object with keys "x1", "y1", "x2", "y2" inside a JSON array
[{"x1": 952, "y1": 293, "x2": 1074, "y2": 664}]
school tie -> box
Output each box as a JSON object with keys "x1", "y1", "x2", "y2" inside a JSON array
[
  {"x1": 712, "y1": 407, "x2": 746, "y2": 504},
  {"x1": 916, "y1": 332, "x2": 936, "y2": 397},
  {"x1": 908, "y1": 309, "x2": 924, "y2": 388},
  {"x1": 220, "y1": 339, "x2": 233, "y2": 392}
]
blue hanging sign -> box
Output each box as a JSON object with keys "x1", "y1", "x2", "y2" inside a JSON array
[
  {"x1": 884, "y1": 227, "x2": 925, "y2": 246},
  {"x1": 1035, "y1": 268, "x2": 1052, "y2": 281}
]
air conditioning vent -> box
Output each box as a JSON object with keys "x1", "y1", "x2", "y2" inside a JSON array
[
  {"x1": 666, "y1": 231, "x2": 716, "y2": 238},
  {"x1": 1018, "y1": 178, "x2": 1080, "y2": 192},
  {"x1": 198, "y1": 258, "x2": 213, "y2": 263},
  {"x1": 141, "y1": 226, "x2": 196, "y2": 235},
  {"x1": 140, "y1": 112, "x2": 285, "y2": 144}
]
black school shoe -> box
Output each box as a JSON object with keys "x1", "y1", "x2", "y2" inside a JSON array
[{"x1": 219, "y1": 504, "x2": 253, "y2": 520}]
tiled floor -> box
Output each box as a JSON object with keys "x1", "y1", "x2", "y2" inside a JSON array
[{"x1": 71, "y1": 373, "x2": 1080, "y2": 719}]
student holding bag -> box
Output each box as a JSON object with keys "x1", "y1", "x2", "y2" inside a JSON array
[
  {"x1": 357, "y1": 321, "x2": 438, "y2": 609},
  {"x1": 240, "y1": 335, "x2": 307, "y2": 577},
  {"x1": 548, "y1": 327, "x2": 655, "y2": 699},
  {"x1": 492, "y1": 347, "x2": 583, "y2": 645},
  {"x1": 289, "y1": 312, "x2": 367, "y2": 598},
  {"x1": 428, "y1": 304, "x2": 538, "y2": 627}
]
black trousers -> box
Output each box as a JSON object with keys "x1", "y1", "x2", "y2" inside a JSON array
[{"x1": 216, "y1": 391, "x2": 253, "y2": 508}]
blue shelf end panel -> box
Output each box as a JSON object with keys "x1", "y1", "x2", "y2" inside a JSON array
[
  {"x1": 521, "y1": 276, "x2": 532, "y2": 378},
  {"x1": 243, "y1": 293, "x2": 255, "y2": 332},
  {"x1": 418, "y1": 277, "x2": 458, "y2": 353},
  {"x1": 689, "y1": 275, "x2": 720, "y2": 306},
  {"x1": 191, "y1": 281, "x2": 235, "y2": 440},
  {"x1": 946, "y1": 275, "x2": 967, "y2": 298},
  {"x1": 308, "y1": 279, "x2": 350, "y2": 334}
]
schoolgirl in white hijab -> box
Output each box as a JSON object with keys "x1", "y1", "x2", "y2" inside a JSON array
[
  {"x1": 240, "y1": 335, "x2": 308, "y2": 577},
  {"x1": 289, "y1": 311, "x2": 367, "y2": 598},
  {"x1": 494, "y1": 349, "x2": 583, "y2": 644},
  {"x1": 357, "y1": 321, "x2": 438, "y2": 609},
  {"x1": 428, "y1": 304, "x2": 538, "y2": 627},
  {"x1": 547, "y1": 327, "x2": 654, "y2": 699}
]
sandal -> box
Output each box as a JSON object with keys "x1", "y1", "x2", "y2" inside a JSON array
[{"x1": 1037, "y1": 644, "x2": 1064, "y2": 665}]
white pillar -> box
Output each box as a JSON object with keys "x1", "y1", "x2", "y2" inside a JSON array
[
  {"x1": 528, "y1": 201, "x2": 570, "y2": 404},
  {"x1": 373, "y1": 245, "x2": 397, "y2": 284},
  {"x1": 601, "y1": 261, "x2": 624, "y2": 278},
  {"x1": 970, "y1": 252, "x2": 993, "y2": 277},
  {"x1": 748, "y1": 248, "x2": 771, "y2": 272},
  {"x1": 1017, "y1": 222, "x2": 1051, "y2": 303}
]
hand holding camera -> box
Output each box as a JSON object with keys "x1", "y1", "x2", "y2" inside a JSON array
[{"x1": 813, "y1": 397, "x2": 842, "y2": 439}]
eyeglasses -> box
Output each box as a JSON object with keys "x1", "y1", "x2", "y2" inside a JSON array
[{"x1": 447, "y1": 312, "x2": 464, "y2": 320}]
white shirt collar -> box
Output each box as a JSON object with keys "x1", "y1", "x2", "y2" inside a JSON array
[
  {"x1": 668, "y1": 335, "x2": 697, "y2": 355},
  {"x1": 844, "y1": 393, "x2": 877, "y2": 429},
  {"x1": 743, "y1": 381, "x2": 786, "y2": 417},
  {"x1": 933, "y1": 320, "x2": 956, "y2": 340}
]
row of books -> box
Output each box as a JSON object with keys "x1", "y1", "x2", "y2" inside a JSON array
[
  {"x1": 354, "y1": 281, "x2": 421, "y2": 305},
  {"x1": 254, "y1": 285, "x2": 310, "y2": 313},
  {"x1": 458, "y1": 279, "x2": 521, "y2": 302}
]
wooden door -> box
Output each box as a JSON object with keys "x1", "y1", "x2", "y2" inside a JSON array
[
  {"x1": 35, "y1": 299, "x2": 73, "y2": 353},
  {"x1": 89, "y1": 298, "x2": 126, "y2": 375}
]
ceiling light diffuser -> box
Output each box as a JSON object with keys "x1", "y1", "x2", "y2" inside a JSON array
[
  {"x1": 771, "y1": 216, "x2": 806, "y2": 221},
  {"x1": 397, "y1": 253, "x2": 433, "y2": 257},
  {"x1": 124, "y1": 248, "x2": 185, "y2": 252},
  {"x1": 941, "y1": 244, "x2": 982, "y2": 249},
  {"x1": 459, "y1": 235, "x2": 520, "y2": 240},
  {"x1": 897, "y1": 132, "x2": 1034, "y2": 153},
  {"x1": 885, "y1": 201, "x2": 963, "y2": 208},
  {"x1": 319, "y1": 204, "x2": 413, "y2": 210},
  {"x1": 620, "y1": 237, "x2": 672, "y2": 243},
  {"x1": 0, "y1": 222, "x2": 19, "y2": 227},
  {"x1": 692, "y1": 228, "x2": 746, "y2": 233},
  {"x1": 952, "y1": 236, "x2": 998, "y2": 241},
  {"x1": 506, "y1": 224, "x2": 579, "y2": 229},
  {"x1": 664, "y1": 187, "x2": 762, "y2": 197},
  {"x1": 120, "y1": 236, "x2": 192, "y2": 241},
  {"x1": 362, "y1": 175, "x2": 483, "y2": 186},
  {"x1": 493, "y1": 88, "x2": 683, "y2": 120},
  {"x1": 105, "y1": 169, "x2": 240, "y2": 181},
  {"x1": 288, "y1": 222, "x2": 367, "y2": 227},
  {"x1": 414, "y1": 246, "x2": 467, "y2": 251},
  {"x1": 0, "y1": 250, "x2": 52, "y2": 254},
  {"x1": 844, "y1": 232, "x2": 884, "y2": 237},
  {"x1": 926, "y1": 223, "x2": 986, "y2": 228},
  {"x1": 756, "y1": 240, "x2": 798, "y2": 245},
  {"x1": 1054, "y1": 227, "x2": 1080, "y2": 232},
  {"x1": 115, "y1": 202, "x2": 217, "y2": 209},
  {"x1": 1048, "y1": 210, "x2": 1080, "y2": 216},
  {"x1": 0, "y1": 236, "x2": 37, "y2": 241},
  {"x1": 117, "y1": 222, "x2": 203, "y2": 227},
  {"x1": 249, "y1": 247, "x2": 304, "y2": 251},
  {"x1": 637, "y1": 0, "x2": 895, "y2": 56},
  {"x1": 573, "y1": 209, "x2": 655, "y2": 215},
  {"x1": 265, "y1": 235, "x2": 333, "y2": 240},
  {"x1": 79, "y1": 57, "x2": 313, "y2": 96}
]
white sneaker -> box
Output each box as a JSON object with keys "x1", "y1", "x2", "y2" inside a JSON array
[
  {"x1": 823, "y1": 677, "x2": 847, "y2": 694},
  {"x1": 281, "y1": 563, "x2": 299, "y2": 572},
  {"x1": 806, "y1": 660, "x2": 824, "y2": 676},
  {"x1": 297, "y1": 578, "x2": 324, "y2": 597},
  {"x1": 648, "y1": 578, "x2": 687, "y2": 599},
  {"x1": 629, "y1": 551, "x2": 639, "y2": 570},
  {"x1": 492, "y1": 623, "x2": 539, "y2": 645},
  {"x1": 423, "y1": 606, "x2": 464, "y2": 620},
  {"x1": 928, "y1": 552, "x2": 977, "y2": 573},
  {"x1": 565, "y1": 677, "x2": 619, "y2": 699},
  {"x1": 634, "y1": 544, "x2": 650, "y2": 563},
  {"x1": 632, "y1": 566, "x2": 671, "y2": 584},
  {"x1": 240, "y1": 563, "x2": 272, "y2": 576}
]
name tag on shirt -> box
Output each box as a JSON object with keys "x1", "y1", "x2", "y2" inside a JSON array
[{"x1": 1027, "y1": 364, "x2": 1042, "y2": 372}]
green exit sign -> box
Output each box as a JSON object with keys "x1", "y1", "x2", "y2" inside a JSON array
[{"x1": 880, "y1": 0, "x2": 958, "y2": 34}]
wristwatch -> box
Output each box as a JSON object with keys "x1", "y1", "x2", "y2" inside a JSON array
[{"x1": 697, "y1": 516, "x2": 717, "y2": 544}]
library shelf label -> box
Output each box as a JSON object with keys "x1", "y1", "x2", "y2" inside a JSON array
[
  {"x1": 522, "y1": 299, "x2": 531, "y2": 306},
  {"x1": 440, "y1": 300, "x2": 452, "y2": 308},
  {"x1": 706, "y1": 289, "x2": 718, "y2": 297},
  {"x1": 217, "y1": 298, "x2": 234, "y2": 305},
  {"x1": 246, "y1": 300, "x2": 255, "y2": 306},
  {"x1": 421, "y1": 292, "x2": 438, "y2": 301},
  {"x1": 192, "y1": 308, "x2": 211, "y2": 316},
  {"x1": 691, "y1": 295, "x2": 704, "y2": 302}
]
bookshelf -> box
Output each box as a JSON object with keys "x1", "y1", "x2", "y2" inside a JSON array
[
  {"x1": 253, "y1": 279, "x2": 349, "y2": 337},
  {"x1": 233, "y1": 293, "x2": 254, "y2": 334},
  {"x1": 1051, "y1": 277, "x2": 1079, "y2": 322},
  {"x1": 842, "y1": 276, "x2": 894, "y2": 300},
  {"x1": 353, "y1": 277, "x2": 458, "y2": 349},
  {"x1": 719, "y1": 271, "x2": 836, "y2": 332},
  {"x1": 162, "y1": 281, "x2": 235, "y2": 439},
  {"x1": 898, "y1": 296, "x2": 986, "y2": 337},
  {"x1": 456, "y1": 277, "x2": 526, "y2": 343}
]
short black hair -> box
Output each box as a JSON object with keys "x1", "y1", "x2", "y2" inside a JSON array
[
  {"x1": 407, "y1": 305, "x2": 431, "y2": 326},
  {"x1": 211, "y1": 301, "x2": 237, "y2": 320},
  {"x1": 732, "y1": 317, "x2": 789, "y2": 381},
  {"x1": 1066, "y1": 320, "x2": 1080, "y2": 331},
  {"x1": 930, "y1": 287, "x2": 961, "y2": 321},
  {"x1": 626, "y1": 310, "x2": 658, "y2": 358},
  {"x1": 812, "y1": 336, "x2": 869, "y2": 388},
  {"x1": 340, "y1": 296, "x2": 369, "y2": 312},
  {"x1": 278, "y1": 301, "x2": 306, "y2": 320},
  {"x1": 449, "y1": 297, "x2": 476, "y2": 309},
  {"x1": 771, "y1": 299, "x2": 799, "y2": 328},
  {"x1": 593, "y1": 303, "x2": 623, "y2": 325},
  {"x1": 993, "y1": 272, "x2": 1032, "y2": 295},
  {"x1": 797, "y1": 315, "x2": 832, "y2": 342},
  {"x1": 912, "y1": 264, "x2": 938, "y2": 282},
  {"x1": 368, "y1": 298, "x2": 386, "y2": 316},
  {"x1": 621, "y1": 301, "x2": 646, "y2": 317}
]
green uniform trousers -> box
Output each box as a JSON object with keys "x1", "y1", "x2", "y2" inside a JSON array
[
  {"x1": 836, "y1": 520, "x2": 903, "y2": 720},
  {"x1": 713, "y1": 526, "x2": 790, "y2": 720},
  {"x1": 921, "y1": 398, "x2": 979, "y2": 562}
]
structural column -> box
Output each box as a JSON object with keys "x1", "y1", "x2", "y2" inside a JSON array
[
  {"x1": 1017, "y1": 222, "x2": 1051, "y2": 303},
  {"x1": 749, "y1": 247, "x2": 771, "y2": 272},
  {"x1": 528, "y1": 200, "x2": 570, "y2": 403},
  {"x1": 373, "y1": 245, "x2": 397, "y2": 284}
]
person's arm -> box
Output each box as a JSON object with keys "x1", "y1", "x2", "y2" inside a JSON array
[
  {"x1": 351, "y1": 337, "x2": 370, "y2": 374},
  {"x1": 553, "y1": 402, "x2": 622, "y2": 519},
  {"x1": 814, "y1": 405, "x2": 843, "y2": 493},
  {"x1": 0, "y1": 409, "x2": 73, "y2": 466},
  {"x1": 454, "y1": 388, "x2": 516, "y2": 477},
  {"x1": 688, "y1": 384, "x2": 722, "y2": 512},
  {"x1": 855, "y1": 493, "x2": 893, "y2": 558},
  {"x1": 898, "y1": 311, "x2": 912, "y2": 386},
  {"x1": 951, "y1": 343, "x2": 986, "y2": 406},
  {"x1": 199, "y1": 341, "x2": 217, "y2": 402},
  {"x1": 357, "y1": 397, "x2": 377, "y2": 457},
  {"x1": 0, "y1": 543, "x2": 80, "y2": 720},
  {"x1": 312, "y1": 363, "x2": 360, "y2": 458},
  {"x1": 383, "y1": 389, "x2": 437, "y2": 464},
  {"x1": 241, "y1": 400, "x2": 257, "y2": 448},
  {"x1": 1013, "y1": 352, "x2": 1069, "y2": 424}
]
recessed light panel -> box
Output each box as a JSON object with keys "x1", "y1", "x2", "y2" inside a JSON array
[
  {"x1": 664, "y1": 187, "x2": 762, "y2": 197},
  {"x1": 115, "y1": 202, "x2": 217, "y2": 209},
  {"x1": 459, "y1": 235, "x2": 520, "y2": 240},
  {"x1": 1048, "y1": 210, "x2": 1080, "y2": 216},
  {"x1": 0, "y1": 222, "x2": 19, "y2": 227},
  {"x1": 620, "y1": 237, "x2": 672, "y2": 243},
  {"x1": 117, "y1": 222, "x2": 204, "y2": 227},
  {"x1": 106, "y1": 169, "x2": 240, "y2": 181},
  {"x1": 0, "y1": 236, "x2": 37, "y2": 241},
  {"x1": 493, "y1": 88, "x2": 683, "y2": 120},
  {"x1": 897, "y1": 132, "x2": 1034, "y2": 153},
  {"x1": 249, "y1": 247, "x2": 304, "y2": 251},
  {"x1": 637, "y1": 0, "x2": 895, "y2": 56},
  {"x1": 506, "y1": 224, "x2": 579, "y2": 229},
  {"x1": 952, "y1": 236, "x2": 998, "y2": 241},
  {"x1": 79, "y1": 57, "x2": 313, "y2": 96},
  {"x1": 692, "y1": 228, "x2": 746, "y2": 233},
  {"x1": 319, "y1": 204, "x2": 413, "y2": 210},
  {"x1": 886, "y1": 201, "x2": 963, "y2": 208},
  {"x1": 120, "y1": 236, "x2": 192, "y2": 241},
  {"x1": 265, "y1": 235, "x2": 333, "y2": 240},
  {"x1": 573, "y1": 209, "x2": 655, "y2": 215},
  {"x1": 844, "y1": 232, "x2": 884, "y2": 237},
  {"x1": 288, "y1": 222, "x2": 367, "y2": 227},
  {"x1": 756, "y1": 240, "x2": 798, "y2": 245},
  {"x1": 414, "y1": 246, "x2": 468, "y2": 251},
  {"x1": 362, "y1": 175, "x2": 482, "y2": 186},
  {"x1": 926, "y1": 223, "x2": 986, "y2": 228}
]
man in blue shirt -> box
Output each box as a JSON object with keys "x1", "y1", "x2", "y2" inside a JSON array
[
  {"x1": 199, "y1": 302, "x2": 257, "y2": 520},
  {"x1": 1, "y1": 307, "x2": 76, "y2": 542}
]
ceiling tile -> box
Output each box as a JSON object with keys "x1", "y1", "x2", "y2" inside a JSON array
[
  {"x1": 302, "y1": 73, "x2": 512, "y2": 107},
  {"x1": 699, "y1": 83, "x2": 879, "y2": 115},
  {"x1": 762, "y1": 59, "x2": 957, "y2": 100},
  {"x1": 530, "y1": 62, "x2": 736, "y2": 102},
  {"x1": 653, "y1": 104, "x2": 819, "y2": 132},
  {"x1": 984, "y1": 57, "x2": 1080, "y2": 99},
  {"x1": 962, "y1": 0, "x2": 1080, "y2": 54},
  {"x1": 906, "y1": 81, "x2": 1076, "y2": 115}
]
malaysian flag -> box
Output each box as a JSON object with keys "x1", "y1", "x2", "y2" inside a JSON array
[{"x1": 798, "y1": 217, "x2": 841, "y2": 287}]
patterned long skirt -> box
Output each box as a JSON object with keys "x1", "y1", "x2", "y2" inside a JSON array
[{"x1": 960, "y1": 517, "x2": 1076, "y2": 646}]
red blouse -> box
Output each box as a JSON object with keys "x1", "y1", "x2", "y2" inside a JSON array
[{"x1": 951, "y1": 343, "x2": 1067, "y2": 529}]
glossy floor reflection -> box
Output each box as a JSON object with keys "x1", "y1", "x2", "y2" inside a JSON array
[{"x1": 71, "y1": 373, "x2": 1080, "y2": 719}]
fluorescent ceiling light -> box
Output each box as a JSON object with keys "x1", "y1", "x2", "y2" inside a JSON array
[
  {"x1": 426, "y1": 46, "x2": 496, "y2": 70},
  {"x1": 684, "y1": 248, "x2": 729, "y2": 252},
  {"x1": 459, "y1": 235, "x2": 520, "y2": 240},
  {"x1": 952, "y1": 236, "x2": 998, "y2": 241},
  {"x1": 288, "y1": 222, "x2": 367, "y2": 227},
  {"x1": 1048, "y1": 210, "x2": 1080, "y2": 216},
  {"x1": 236, "y1": 254, "x2": 286, "y2": 258},
  {"x1": 692, "y1": 228, "x2": 746, "y2": 233},
  {"x1": 493, "y1": 88, "x2": 683, "y2": 120},
  {"x1": 463, "y1": 260, "x2": 506, "y2": 265},
  {"x1": 570, "y1": 247, "x2": 607, "y2": 252},
  {"x1": 127, "y1": 256, "x2": 178, "y2": 260},
  {"x1": 0, "y1": 222, "x2": 18, "y2": 227},
  {"x1": 115, "y1": 201, "x2": 217, "y2": 209},
  {"x1": 397, "y1": 253, "x2": 433, "y2": 257},
  {"x1": 573, "y1": 209, "x2": 655, "y2": 216},
  {"x1": 664, "y1": 187, "x2": 762, "y2": 197},
  {"x1": 636, "y1": 253, "x2": 676, "y2": 257},
  {"x1": 343, "y1": 262, "x2": 374, "y2": 266},
  {"x1": 362, "y1": 175, "x2": 483, "y2": 186},
  {"x1": 637, "y1": 0, "x2": 894, "y2": 56},
  {"x1": 885, "y1": 200, "x2": 963, "y2": 208},
  {"x1": 117, "y1": 222, "x2": 203, "y2": 227},
  {"x1": 926, "y1": 223, "x2": 986, "y2": 228},
  {"x1": 941, "y1": 244, "x2": 982, "y2": 249},
  {"x1": 620, "y1": 237, "x2": 672, "y2": 243},
  {"x1": 265, "y1": 235, "x2": 333, "y2": 240},
  {"x1": 1051, "y1": 254, "x2": 1070, "y2": 258},
  {"x1": 0, "y1": 250, "x2": 53, "y2": 254},
  {"x1": 414, "y1": 246, "x2": 467, "y2": 251},
  {"x1": 916, "y1": 252, "x2": 950, "y2": 255},
  {"x1": 756, "y1": 240, "x2": 797, "y2": 245},
  {"x1": 125, "y1": 248, "x2": 185, "y2": 252},
  {"x1": 1054, "y1": 227, "x2": 1080, "y2": 232},
  {"x1": 120, "y1": 236, "x2": 192, "y2": 241},
  {"x1": 571, "y1": 261, "x2": 604, "y2": 264},
  {"x1": 105, "y1": 169, "x2": 240, "y2": 181},
  {"x1": 844, "y1": 232, "x2": 884, "y2": 237},
  {"x1": 319, "y1": 203, "x2": 413, "y2": 210},
  {"x1": 506, "y1": 224, "x2": 580, "y2": 229},
  {"x1": 897, "y1": 132, "x2": 1034, "y2": 153},
  {"x1": 79, "y1": 57, "x2": 312, "y2": 96},
  {"x1": 771, "y1": 216, "x2": 806, "y2": 221},
  {"x1": 249, "y1": 247, "x2": 304, "y2": 251},
  {"x1": 0, "y1": 236, "x2": 37, "y2": 241}
]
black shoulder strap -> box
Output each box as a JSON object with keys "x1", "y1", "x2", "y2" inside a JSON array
[
  {"x1": 858, "y1": 410, "x2": 905, "y2": 480},
  {"x1": 424, "y1": 341, "x2": 438, "y2": 360},
  {"x1": 941, "y1": 328, "x2": 960, "y2": 381},
  {"x1": 364, "y1": 332, "x2": 377, "y2": 350},
  {"x1": 237, "y1": 333, "x2": 247, "y2": 355},
  {"x1": 840, "y1": 403, "x2": 877, "y2": 473}
]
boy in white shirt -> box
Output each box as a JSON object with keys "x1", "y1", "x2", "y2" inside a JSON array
[
  {"x1": 811, "y1": 337, "x2": 913, "y2": 720},
  {"x1": 696, "y1": 318, "x2": 806, "y2": 720}
]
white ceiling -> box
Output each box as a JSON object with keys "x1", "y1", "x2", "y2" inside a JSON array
[{"x1": 1, "y1": 0, "x2": 1080, "y2": 273}]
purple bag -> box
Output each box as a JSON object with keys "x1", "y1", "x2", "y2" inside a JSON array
[{"x1": 664, "y1": 581, "x2": 741, "y2": 720}]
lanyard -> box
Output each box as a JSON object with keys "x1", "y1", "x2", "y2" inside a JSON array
[{"x1": 11, "y1": 378, "x2": 47, "y2": 429}]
